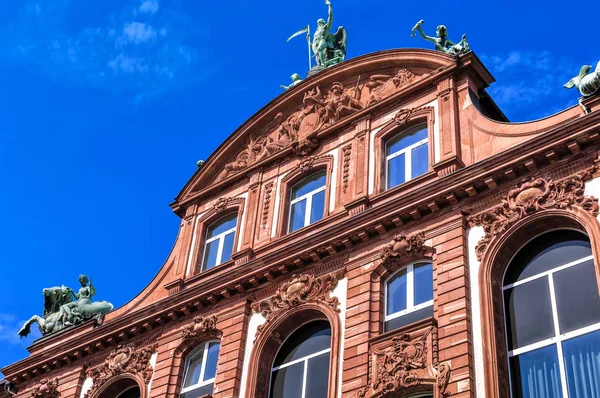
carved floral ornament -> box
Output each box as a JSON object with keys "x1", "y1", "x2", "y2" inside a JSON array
[
  {"x1": 379, "y1": 232, "x2": 433, "y2": 264},
  {"x1": 469, "y1": 171, "x2": 599, "y2": 261},
  {"x1": 252, "y1": 270, "x2": 345, "y2": 333},
  {"x1": 182, "y1": 315, "x2": 219, "y2": 342},
  {"x1": 83, "y1": 345, "x2": 155, "y2": 398},
  {"x1": 215, "y1": 70, "x2": 418, "y2": 182},
  {"x1": 357, "y1": 327, "x2": 451, "y2": 397},
  {"x1": 31, "y1": 378, "x2": 60, "y2": 398}
]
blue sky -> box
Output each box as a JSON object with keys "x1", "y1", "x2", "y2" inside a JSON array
[{"x1": 0, "y1": 0, "x2": 596, "y2": 370}]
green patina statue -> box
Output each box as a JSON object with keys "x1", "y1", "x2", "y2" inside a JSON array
[
  {"x1": 411, "y1": 20, "x2": 469, "y2": 56},
  {"x1": 18, "y1": 274, "x2": 114, "y2": 338},
  {"x1": 564, "y1": 61, "x2": 600, "y2": 114},
  {"x1": 311, "y1": 0, "x2": 347, "y2": 67},
  {"x1": 280, "y1": 73, "x2": 303, "y2": 90}
]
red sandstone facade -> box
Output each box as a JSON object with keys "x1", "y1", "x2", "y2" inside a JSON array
[{"x1": 3, "y1": 49, "x2": 600, "y2": 398}]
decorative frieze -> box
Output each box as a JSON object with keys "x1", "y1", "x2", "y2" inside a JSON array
[{"x1": 469, "y1": 171, "x2": 599, "y2": 260}]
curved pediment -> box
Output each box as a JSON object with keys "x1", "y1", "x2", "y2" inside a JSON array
[{"x1": 175, "y1": 49, "x2": 459, "y2": 209}]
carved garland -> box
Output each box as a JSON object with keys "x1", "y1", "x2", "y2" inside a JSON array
[
  {"x1": 252, "y1": 270, "x2": 345, "y2": 333},
  {"x1": 182, "y1": 315, "x2": 219, "y2": 342},
  {"x1": 379, "y1": 232, "x2": 432, "y2": 264},
  {"x1": 84, "y1": 345, "x2": 155, "y2": 398},
  {"x1": 342, "y1": 144, "x2": 352, "y2": 194},
  {"x1": 262, "y1": 182, "x2": 274, "y2": 229},
  {"x1": 31, "y1": 378, "x2": 60, "y2": 398},
  {"x1": 213, "y1": 197, "x2": 232, "y2": 213},
  {"x1": 469, "y1": 171, "x2": 599, "y2": 261}
]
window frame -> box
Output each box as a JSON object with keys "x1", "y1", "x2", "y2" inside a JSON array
[
  {"x1": 384, "y1": 262, "x2": 434, "y2": 324},
  {"x1": 201, "y1": 214, "x2": 238, "y2": 272},
  {"x1": 180, "y1": 340, "x2": 221, "y2": 395},
  {"x1": 287, "y1": 172, "x2": 328, "y2": 233},
  {"x1": 502, "y1": 231, "x2": 599, "y2": 398},
  {"x1": 385, "y1": 125, "x2": 429, "y2": 190}
]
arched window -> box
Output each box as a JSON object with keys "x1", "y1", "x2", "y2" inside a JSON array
[
  {"x1": 181, "y1": 341, "x2": 220, "y2": 397},
  {"x1": 270, "y1": 320, "x2": 331, "y2": 398},
  {"x1": 202, "y1": 214, "x2": 238, "y2": 271},
  {"x1": 504, "y1": 230, "x2": 600, "y2": 397},
  {"x1": 288, "y1": 171, "x2": 327, "y2": 233},
  {"x1": 385, "y1": 262, "x2": 434, "y2": 332},
  {"x1": 117, "y1": 387, "x2": 140, "y2": 398},
  {"x1": 385, "y1": 124, "x2": 428, "y2": 190}
]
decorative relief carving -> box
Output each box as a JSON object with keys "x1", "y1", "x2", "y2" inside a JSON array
[
  {"x1": 215, "y1": 72, "x2": 420, "y2": 183},
  {"x1": 213, "y1": 197, "x2": 231, "y2": 213},
  {"x1": 299, "y1": 156, "x2": 317, "y2": 173},
  {"x1": 379, "y1": 232, "x2": 431, "y2": 264},
  {"x1": 357, "y1": 327, "x2": 452, "y2": 397},
  {"x1": 182, "y1": 315, "x2": 219, "y2": 342},
  {"x1": 84, "y1": 345, "x2": 155, "y2": 398},
  {"x1": 31, "y1": 378, "x2": 60, "y2": 398},
  {"x1": 469, "y1": 171, "x2": 599, "y2": 261},
  {"x1": 392, "y1": 106, "x2": 433, "y2": 128},
  {"x1": 438, "y1": 88, "x2": 452, "y2": 102},
  {"x1": 252, "y1": 270, "x2": 345, "y2": 333},
  {"x1": 342, "y1": 144, "x2": 352, "y2": 194},
  {"x1": 262, "y1": 182, "x2": 274, "y2": 229}
]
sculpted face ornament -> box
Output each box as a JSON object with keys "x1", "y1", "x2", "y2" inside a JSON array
[{"x1": 31, "y1": 378, "x2": 60, "y2": 398}]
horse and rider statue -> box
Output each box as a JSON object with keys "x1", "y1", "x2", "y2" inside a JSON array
[{"x1": 18, "y1": 274, "x2": 113, "y2": 338}]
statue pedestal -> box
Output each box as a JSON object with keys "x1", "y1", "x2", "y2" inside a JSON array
[{"x1": 307, "y1": 65, "x2": 326, "y2": 78}]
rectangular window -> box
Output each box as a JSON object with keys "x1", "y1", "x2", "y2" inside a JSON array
[{"x1": 385, "y1": 125, "x2": 428, "y2": 190}]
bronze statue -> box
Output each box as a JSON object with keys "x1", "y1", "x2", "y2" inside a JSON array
[
  {"x1": 280, "y1": 73, "x2": 303, "y2": 90},
  {"x1": 312, "y1": 0, "x2": 347, "y2": 67},
  {"x1": 411, "y1": 20, "x2": 469, "y2": 56},
  {"x1": 564, "y1": 61, "x2": 600, "y2": 114}
]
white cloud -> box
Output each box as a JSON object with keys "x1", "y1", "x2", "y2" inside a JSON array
[
  {"x1": 0, "y1": 313, "x2": 41, "y2": 344},
  {"x1": 139, "y1": 0, "x2": 159, "y2": 15},
  {"x1": 123, "y1": 22, "x2": 156, "y2": 44}
]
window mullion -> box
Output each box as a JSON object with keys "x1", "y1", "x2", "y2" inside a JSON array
[
  {"x1": 301, "y1": 358, "x2": 309, "y2": 398},
  {"x1": 405, "y1": 146, "x2": 412, "y2": 182},
  {"x1": 215, "y1": 236, "x2": 225, "y2": 266},
  {"x1": 305, "y1": 195, "x2": 313, "y2": 227},
  {"x1": 407, "y1": 264, "x2": 414, "y2": 309},
  {"x1": 547, "y1": 273, "x2": 569, "y2": 397},
  {"x1": 199, "y1": 343, "x2": 209, "y2": 386}
]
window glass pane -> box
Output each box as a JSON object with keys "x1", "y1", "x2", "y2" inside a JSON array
[
  {"x1": 203, "y1": 342, "x2": 220, "y2": 382},
  {"x1": 202, "y1": 240, "x2": 220, "y2": 271},
  {"x1": 387, "y1": 153, "x2": 405, "y2": 189},
  {"x1": 562, "y1": 329, "x2": 600, "y2": 397},
  {"x1": 306, "y1": 353, "x2": 330, "y2": 398},
  {"x1": 554, "y1": 259, "x2": 600, "y2": 334},
  {"x1": 414, "y1": 263, "x2": 433, "y2": 306},
  {"x1": 183, "y1": 348, "x2": 204, "y2": 388},
  {"x1": 387, "y1": 269, "x2": 407, "y2": 315},
  {"x1": 411, "y1": 142, "x2": 428, "y2": 179},
  {"x1": 510, "y1": 344, "x2": 562, "y2": 398},
  {"x1": 220, "y1": 232, "x2": 235, "y2": 265},
  {"x1": 386, "y1": 126, "x2": 428, "y2": 155},
  {"x1": 292, "y1": 171, "x2": 327, "y2": 199},
  {"x1": 310, "y1": 190, "x2": 326, "y2": 225},
  {"x1": 504, "y1": 230, "x2": 591, "y2": 285},
  {"x1": 270, "y1": 362, "x2": 303, "y2": 398},
  {"x1": 290, "y1": 200, "x2": 307, "y2": 232},
  {"x1": 207, "y1": 213, "x2": 238, "y2": 237},
  {"x1": 385, "y1": 305, "x2": 433, "y2": 332},
  {"x1": 117, "y1": 387, "x2": 141, "y2": 398},
  {"x1": 273, "y1": 320, "x2": 331, "y2": 366},
  {"x1": 504, "y1": 278, "x2": 555, "y2": 350}
]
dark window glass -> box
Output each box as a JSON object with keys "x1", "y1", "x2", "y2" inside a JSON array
[
  {"x1": 273, "y1": 321, "x2": 331, "y2": 367},
  {"x1": 207, "y1": 213, "x2": 238, "y2": 237},
  {"x1": 290, "y1": 200, "x2": 307, "y2": 233},
  {"x1": 180, "y1": 384, "x2": 213, "y2": 398},
  {"x1": 510, "y1": 344, "x2": 562, "y2": 398},
  {"x1": 221, "y1": 233, "x2": 235, "y2": 264},
  {"x1": 305, "y1": 354, "x2": 330, "y2": 398},
  {"x1": 504, "y1": 277, "x2": 555, "y2": 350},
  {"x1": 183, "y1": 348, "x2": 204, "y2": 388},
  {"x1": 385, "y1": 306, "x2": 433, "y2": 332},
  {"x1": 387, "y1": 153, "x2": 406, "y2": 189},
  {"x1": 504, "y1": 230, "x2": 591, "y2": 285},
  {"x1": 562, "y1": 329, "x2": 600, "y2": 397},
  {"x1": 270, "y1": 362, "x2": 304, "y2": 398},
  {"x1": 203, "y1": 342, "x2": 220, "y2": 382},
  {"x1": 411, "y1": 142, "x2": 428, "y2": 178},
  {"x1": 414, "y1": 263, "x2": 433, "y2": 305},
  {"x1": 117, "y1": 387, "x2": 141, "y2": 398},
  {"x1": 554, "y1": 259, "x2": 600, "y2": 334},
  {"x1": 202, "y1": 240, "x2": 220, "y2": 271},
  {"x1": 387, "y1": 269, "x2": 407, "y2": 315},
  {"x1": 310, "y1": 190, "x2": 326, "y2": 224},
  {"x1": 386, "y1": 126, "x2": 428, "y2": 155},
  {"x1": 291, "y1": 172, "x2": 327, "y2": 199}
]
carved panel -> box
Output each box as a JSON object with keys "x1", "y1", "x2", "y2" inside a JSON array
[
  {"x1": 84, "y1": 345, "x2": 155, "y2": 398},
  {"x1": 342, "y1": 144, "x2": 352, "y2": 194},
  {"x1": 379, "y1": 232, "x2": 433, "y2": 264},
  {"x1": 469, "y1": 171, "x2": 599, "y2": 260},
  {"x1": 31, "y1": 378, "x2": 60, "y2": 398},
  {"x1": 182, "y1": 315, "x2": 219, "y2": 342},
  {"x1": 262, "y1": 182, "x2": 274, "y2": 229},
  {"x1": 358, "y1": 325, "x2": 451, "y2": 397},
  {"x1": 252, "y1": 270, "x2": 345, "y2": 333}
]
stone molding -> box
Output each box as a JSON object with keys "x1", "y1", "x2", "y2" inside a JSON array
[
  {"x1": 84, "y1": 345, "x2": 155, "y2": 398},
  {"x1": 469, "y1": 170, "x2": 599, "y2": 261},
  {"x1": 251, "y1": 269, "x2": 345, "y2": 333},
  {"x1": 31, "y1": 378, "x2": 60, "y2": 398}
]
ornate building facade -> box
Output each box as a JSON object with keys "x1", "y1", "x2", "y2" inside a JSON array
[{"x1": 3, "y1": 48, "x2": 600, "y2": 398}]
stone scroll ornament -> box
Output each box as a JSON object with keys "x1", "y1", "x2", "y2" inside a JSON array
[
  {"x1": 84, "y1": 345, "x2": 155, "y2": 398},
  {"x1": 182, "y1": 315, "x2": 219, "y2": 342},
  {"x1": 31, "y1": 378, "x2": 60, "y2": 398},
  {"x1": 357, "y1": 328, "x2": 451, "y2": 397},
  {"x1": 252, "y1": 270, "x2": 345, "y2": 333},
  {"x1": 18, "y1": 274, "x2": 114, "y2": 338},
  {"x1": 564, "y1": 60, "x2": 600, "y2": 114},
  {"x1": 379, "y1": 232, "x2": 433, "y2": 264},
  {"x1": 469, "y1": 171, "x2": 599, "y2": 261}
]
